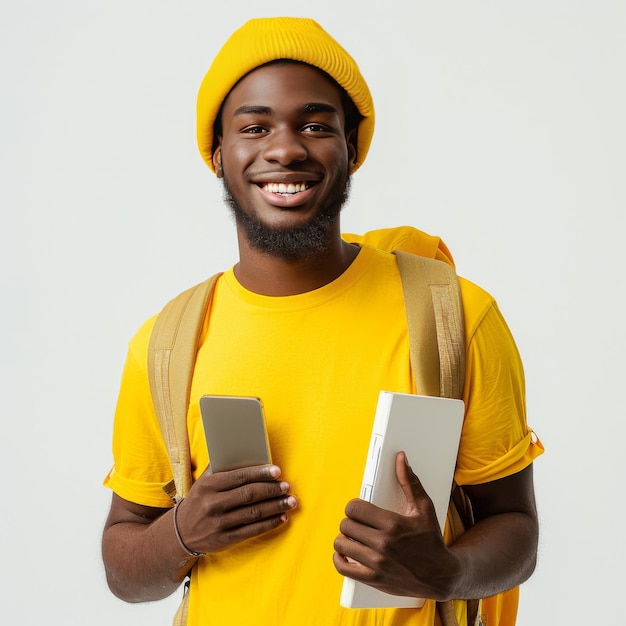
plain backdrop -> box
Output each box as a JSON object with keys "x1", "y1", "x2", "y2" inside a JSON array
[{"x1": 2, "y1": 1, "x2": 624, "y2": 624}]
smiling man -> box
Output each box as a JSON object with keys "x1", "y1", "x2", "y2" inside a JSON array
[
  {"x1": 101, "y1": 17, "x2": 543, "y2": 626},
  {"x1": 216, "y1": 61, "x2": 358, "y2": 272}
]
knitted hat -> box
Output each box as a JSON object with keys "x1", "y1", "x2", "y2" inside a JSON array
[{"x1": 196, "y1": 17, "x2": 375, "y2": 174}]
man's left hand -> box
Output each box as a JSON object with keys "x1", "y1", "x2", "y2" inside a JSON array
[{"x1": 333, "y1": 451, "x2": 461, "y2": 602}]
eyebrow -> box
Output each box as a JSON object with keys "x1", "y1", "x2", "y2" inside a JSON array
[
  {"x1": 233, "y1": 105, "x2": 272, "y2": 116},
  {"x1": 303, "y1": 103, "x2": 339, "y2": 114},
  {"x1": 233, "y1": 103, "x2": 339, "y2": 117}
]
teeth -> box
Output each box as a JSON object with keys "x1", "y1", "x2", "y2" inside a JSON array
[{"x1": 262, "y1": 182, "x2": 308, "y2": 194}]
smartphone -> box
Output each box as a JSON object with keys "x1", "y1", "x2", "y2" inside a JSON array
[{"x1": 199, "y1": 395, "x2": 272, "y2": 473}]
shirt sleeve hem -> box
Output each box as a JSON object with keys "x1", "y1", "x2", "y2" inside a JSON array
[
  {"x1": 102, "y1": 466, "x2": 174, "y2": 508},
  {"x1": 455, "y1": 429, "x2": 545, "y2": 486}
]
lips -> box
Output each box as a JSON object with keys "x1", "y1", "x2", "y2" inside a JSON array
[
  {"x1": 255, "y1": 179, "x2": 318, "y2": 208},
  {"x1": 261, "y1": 182, "x2": 310, "y2": 195}
]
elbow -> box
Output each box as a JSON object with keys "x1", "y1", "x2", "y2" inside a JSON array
[
  {"x1": 520, "y1": 537, "x2": 539, "y2": 584},
  {"x1": 101, "y1": 544, "x2": 174, "y2": 603},
  {"x1": 104, "y1": 567, "x2": 176, "y2": 603},
  {"x1": 514, "y1": 512, "x2": 539, "y2": 586},
  {"x1": 517, "y1": 551, "x2": 537, "y2": 586},
  {"x1": 103, "y1": 565, "x2": 143, "y2": 603}
]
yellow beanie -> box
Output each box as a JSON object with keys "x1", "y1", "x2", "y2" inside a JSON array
[{"x1": 196, "y1": 17, "x2": 375, "y2": 174}]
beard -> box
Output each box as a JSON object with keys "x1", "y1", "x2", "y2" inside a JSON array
[{"x1": 222, "y1": 174, "x2": 352, "y2": 261}]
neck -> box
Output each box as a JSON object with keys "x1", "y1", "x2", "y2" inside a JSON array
[{"x1": 234, "y1": 229, "x2": 360, "y2": 296}]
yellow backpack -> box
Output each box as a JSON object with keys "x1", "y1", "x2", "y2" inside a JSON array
[{"x1": 147, "y1": 245, "x2": 480, "y2": 626}]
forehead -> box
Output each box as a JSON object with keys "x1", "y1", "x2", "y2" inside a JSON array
[{"x1": 221, "y1": 62, "x2": 346, "y2": 118}]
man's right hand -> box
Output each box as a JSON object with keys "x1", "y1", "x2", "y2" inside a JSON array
[
  {"x1": 102, "y1": 464, "x2": 296, "y2": 602},
  {"x1": 174, "y1": 463, "x2": 297, "y2": 555}
]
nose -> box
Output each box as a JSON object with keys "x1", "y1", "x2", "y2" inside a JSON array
[{"x1": 262, "y1": 127, "x2": 308, "y2": 166}]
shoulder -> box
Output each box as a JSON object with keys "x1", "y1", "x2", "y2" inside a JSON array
[
  {"x1": 126, "y1": 314, "x2": 158, "y2": 363},
  {"x1": 457, "y1": 277, "x2": 517, "y2": 349},
  {"x1": 128, "y1": 275, "x2": 222, "y2": 358},
  {"x1": 458, "y1": 277, "x2": 495, "y2": 325}
]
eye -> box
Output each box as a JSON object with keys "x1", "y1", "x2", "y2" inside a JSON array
[
  {"x1": 302, "y1": 123, "x2": 333, "y2": 134},
  {"x1": 241, "y1": 125, "x2": 268, "y2": 135}
]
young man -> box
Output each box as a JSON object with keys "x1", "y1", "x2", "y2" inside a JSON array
[{"x1": 102, "y1": 17, "x2": 543, "y2": 626}]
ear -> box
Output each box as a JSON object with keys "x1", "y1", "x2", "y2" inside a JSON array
[
  {"x1": 213, "y1": 146, "x2": 223, "y2": 178},
  {"x1": 346, "y1": 129, "x2": 358, "y2": 171}
]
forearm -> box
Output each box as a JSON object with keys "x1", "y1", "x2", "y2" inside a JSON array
[
  {"x1": 102, "y1": 506, "x2": 198, "y2": 603},
  {"x1": 447, "y1": 510, "x2": 538, "y2": 601}
]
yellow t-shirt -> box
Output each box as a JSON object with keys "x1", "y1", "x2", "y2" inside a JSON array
[{"x1": 104, "y1": 230, "x2": 542, "y2": 626}]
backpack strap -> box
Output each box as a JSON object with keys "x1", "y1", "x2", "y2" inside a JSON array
[
  {"x1": 147, "y1": 273, "x2": 221, "y2": 502},
  {"x1": 394, "y1": 251, "x2": 481, "y2": 626},
  {"x1": 394, "y1": 250, "x2": 465, "y2": 399}
]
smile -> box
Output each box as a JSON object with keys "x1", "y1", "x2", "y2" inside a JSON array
[{"x1": 261, "y1": 182, "x2": 310, "y2": 195}]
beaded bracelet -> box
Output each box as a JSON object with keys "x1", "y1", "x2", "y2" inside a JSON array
[{"x1": 172, "y1": 499, "x2": 205, "y2": 558}]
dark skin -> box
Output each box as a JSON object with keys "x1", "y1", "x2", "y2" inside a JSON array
[
  {"x1": 102, "y1": 62, "x2": 538, "y2": 604},
  {"x1": 215, "y1": 62, "x2": 360, "y2": 295},
  {"x1": 103, "y1": 465, "x2": 296, "y2": 601},
  {"x1": 333, "y1": 454, "x2": 537, "y2": 601}
]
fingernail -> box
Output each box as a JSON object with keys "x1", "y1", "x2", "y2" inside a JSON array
[
  {"x1": 285, "y1": 496, "x2": 297, "y2": 509},
  {"x1": 268, "y1": 465, "x2": 281, "y2": 478}
]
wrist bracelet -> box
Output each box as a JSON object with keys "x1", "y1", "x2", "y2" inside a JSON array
[{"x1": 173, "y1": 499, "x2": 205, "y2": 558}]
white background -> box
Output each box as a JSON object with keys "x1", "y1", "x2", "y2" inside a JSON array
[{"x1": 1, "y1": 1, "x2": 624, "y2": 624}]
